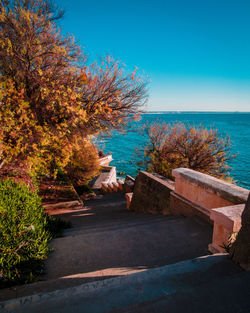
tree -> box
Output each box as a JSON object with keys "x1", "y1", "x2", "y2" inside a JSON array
[
  {"x1": 0, "y1": 0, "x2": 84, "y2": 171},
  {"x1": 140, "y1": 122, "x2": 233, "y2": 180},
  {"x1": 80, "y1": 57, "x2": 147, "y2": 134},
  {"x1": 0, "y1": 0, "x2": 147, "y2": 175}
]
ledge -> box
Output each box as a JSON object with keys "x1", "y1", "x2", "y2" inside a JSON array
[
  {"x1": 210, "y1": 204, "x2": 244, "y2": 232},
  {"x1": 173, "y1": 168, "x2": 249, "y2": 204},
  {"x1": 99, "y1": 155, "x2": 113, "y2": 166}
]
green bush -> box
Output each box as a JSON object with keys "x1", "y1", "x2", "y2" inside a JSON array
[
  {"x1": 0, "y1": 179, "x2": 51, "y2": 285},
  {"x1": 45, "y1": 214, "x2": 72, "y2": 238}
]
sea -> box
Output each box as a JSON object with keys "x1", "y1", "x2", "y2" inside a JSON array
[{"x1": 99, "y1": 112, "x2": 250, "y2": 190}]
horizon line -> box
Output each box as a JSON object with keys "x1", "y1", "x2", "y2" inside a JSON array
[{"x1": 145, "y1": 110, "x2": 250, "y2": 113}]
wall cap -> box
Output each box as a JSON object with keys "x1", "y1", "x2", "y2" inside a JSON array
[
  {"x1": 140, "y1": 171, "x2": 175, "y2": 191},
  {"x1": 210, "y1": 204, "x2": 244, "y2": 222},
  {"x1": 172, "y1": 168, "x2": 249, "y2": 204}
]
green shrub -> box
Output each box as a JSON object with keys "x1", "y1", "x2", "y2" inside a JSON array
[
  {"x1": 45, "y1": 214, "x2": 72, "y2": 238},
  {"x1": 0, "y1": 179, "x2": 50, "y2": 285}
]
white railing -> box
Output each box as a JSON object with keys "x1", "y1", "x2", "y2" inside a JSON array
[{"x1": 99, "y1": 155, "x2": 113, "y2": 166}]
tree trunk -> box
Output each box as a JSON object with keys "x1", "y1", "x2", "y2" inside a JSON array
[
  {"x1": 230, "y1": 193, "x2": 250, "y2": 270},
  {"x1": 0, "y1": 160, "x2": 5, "y2": 169}
]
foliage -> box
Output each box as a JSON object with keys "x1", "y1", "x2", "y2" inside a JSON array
[
  {"x1": 140, "y1": 122, "x2": 234, "y2": 179},
  {"x1": 221, "y1": 232, "x2": 238, "y2": 253},
  {"x1": 0, "y1": 0, "x2": 148, "y2": 177},
  {"x1": 0, "y1": 162, "x2": 38, "y2": 191},
  {"x1": 0, "y1": 178, "x2": 50, "y2": 284},
  {"x1": 45, "y1": 214, "x2": 72, "y2": 239},
  {"x1": 0, "y1": 0, "x2": 84, "y2": 172},
  {"x1": 80, "y1": 57, "x2": 148, "y2": 134},
  {"x1": 65, "y1": 139, "x2": 101, "y2": 186},
  {"x1": 74, "y1": 184, "x2": 95, "y2": 196},
  {"x1": 38, "y1": 175, "x2": 79, "y2": 204}
]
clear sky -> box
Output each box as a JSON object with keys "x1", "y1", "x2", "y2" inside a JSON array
[{"x1": 58, "y1": 0, "x2": 250, "y2": 111}]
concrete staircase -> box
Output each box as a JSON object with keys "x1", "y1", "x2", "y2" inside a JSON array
[
  {"x1": 1, "y1": 193, "x2": 249, "y2": 312},
  {"x1": 1, "y1": 255, "x2": 249, "y2": 313},
  {"x1": 100, "y1": 179, "x2": 124, "y2": 193}
]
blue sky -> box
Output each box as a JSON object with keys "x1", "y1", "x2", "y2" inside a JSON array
[{"x1": 58, "y1": 0, "x2": 250, "y2": 111}]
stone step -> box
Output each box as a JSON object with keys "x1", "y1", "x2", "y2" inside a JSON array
[
  {"x1": 42, "y1": 216, "x2": 212, "y2": 282},
  {"x1": 100, "y1": 182, "x2": 109, "y2": 193},
  {"x1": 1, "y1": 254, "x2": 247, "y2": 313},
  {"x1": 63, "y1": 215, "x2": 180, "y2": 237},
  {"x1": 117, "y1": 179, "x2": 124, "y2": 191},
  {"x1": 113, "y1": 269, "x2": 250, "y2": 313},
  {"x1": 112, "y1": 181, "x2": 119, "y2": 192}
]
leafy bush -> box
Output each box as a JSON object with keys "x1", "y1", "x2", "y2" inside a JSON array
[
  {"x1": 0, "y1": 179, "x2": 50, "y2": 285},
  {"x1": 45, "y1": 214, "x2": 72, "y2": 238},
  {"x1": 65, "y1": 139, "x2": 101, "y2": 186},
  {"x1": 74, "y1": 184, "x2": 95, "y2": 196},
  {"x1": 141, "y1": 122, "x2": 234, "y2": 180}
]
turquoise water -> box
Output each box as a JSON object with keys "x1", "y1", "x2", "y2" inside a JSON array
[{"x1": 100, "y1": 112, "x2": 250, "y2": 189}]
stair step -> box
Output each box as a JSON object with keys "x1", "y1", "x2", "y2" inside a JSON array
[
  {"x1": 100, "y1": 182, "x2": 109, "y2": 193},
  {"x1": 107, "y1": 182, "x2": 114, "y2": 192},
  {"x1": 117, "y1": 179, "x2": 124, "y2": 191},
  {"x1": 112, "y1": 181, "x2": 119, "y2": 192},
  {"x1": 1, "y1": 254, "x2": 246, "y2": 313},
  {"x1": 64, "y1": 215, "x2": 180, "y2": 237}
]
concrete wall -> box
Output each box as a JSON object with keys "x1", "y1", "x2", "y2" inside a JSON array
[
  {"x1": 99, "y1": 155, "x2": 113, "y2": 166},
  {"x1": 172, "y1": 168, "x2": 248, "y2": 211},
  {"x1": 170, "y1": 192, "x2": 211, "y2": 224},
  {"x1": 129, "y1": 168, "x2": 249, "y2": 253},
  {"x1": 129, "y1": 171, "x2": 175, "y2": 214}
]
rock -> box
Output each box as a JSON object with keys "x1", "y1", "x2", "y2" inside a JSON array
[{"x1": 230, "y1": 193, "x2": 250, "y2": 270}]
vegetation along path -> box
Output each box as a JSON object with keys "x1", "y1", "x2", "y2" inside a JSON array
[{"x1": 0, "y1": 193, "x2": 212, "y2": 301}]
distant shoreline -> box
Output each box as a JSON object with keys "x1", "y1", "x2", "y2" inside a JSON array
[{"x1": 144, "y1": 111, "x2": 250, "y2": 114}]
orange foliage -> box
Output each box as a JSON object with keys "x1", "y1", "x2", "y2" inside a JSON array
[
  {"x1": 141, "y1": 122, "x2": 234, "y2": 180},
  {"x1": 0, "y1": 0, "x2": 148, "y2": 178},
  {"x1": 65, "y1": 139, "x2": 101, "y2": 186}
]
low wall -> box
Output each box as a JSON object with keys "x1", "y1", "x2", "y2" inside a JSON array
[
  {"x1": 99, "y1": 155, "x2": 113, "y2": 166},
  {"x1": 128, "y1": 168, "x2": 249, "y2": 254},
  {"x1": 172, "y1": 168, "x2": 248, "y2": 211},
  {"x1": 209, "y1": 204, "x2": 245, "y2": 253},
  {"x1": 129, "y1": 171, "x2": 175, "y2": 214},
  {"x1": 171, "y1": 168, "x2": 249, "y2": 253},
  {"x1": 170, "y1": 192, "x2": 211, "y2": 224},
  {"x1": 124, "y1": 175, "x2": 135, "y2": 193}
]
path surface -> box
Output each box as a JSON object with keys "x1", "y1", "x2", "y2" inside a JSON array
[
  {"x1": 0, "y1": 193, "x2": 212, "y2": 301},
  {"x1": 1, "y1": 255, "x2": 248, "y2": 313}
]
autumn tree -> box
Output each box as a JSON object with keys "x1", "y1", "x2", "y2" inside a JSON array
[
  {"x1": 0, "y1": 0, "x2": 147, "y2": 175},
  {"x1": 0, "y1": 0, "x2": 84, "y2": 171},
  {"x1": 80, "y1": 58, "x2": 147, "y2": 134},
  {"x1": 140, "y1": 122, "x2": 233, "y2": 180}
]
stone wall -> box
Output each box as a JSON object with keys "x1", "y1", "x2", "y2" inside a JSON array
[
  {"x1": 128, "y1": 168, "x2": 249, "y2": 254},
  {"x1": 129, "y1": 171, "x2": 175, "y2": 214},
  {"x1": 171, "y1": 168, "x2": 249, "y2": 252},
  {"x1": 99, "y1": 155, "x2": 113, "y2": 166},
  {"x1": 172, "y1": 168, "x2": 248, "y2": 210},
  {"x1": 170, "y1": 192, "x2": 211, "y2": 224}
]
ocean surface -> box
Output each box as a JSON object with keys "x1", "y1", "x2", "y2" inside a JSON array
[{"x1": 100, "y1": 112, "x2": 250, "y2": 190}]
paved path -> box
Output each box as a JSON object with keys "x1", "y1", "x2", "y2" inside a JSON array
[
  {"x1": 1, "y1": 254, "x2": 249, "y2": 313},
  {"x1": 0, "y1": 193, "x2": 212, "y2": 301}
]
